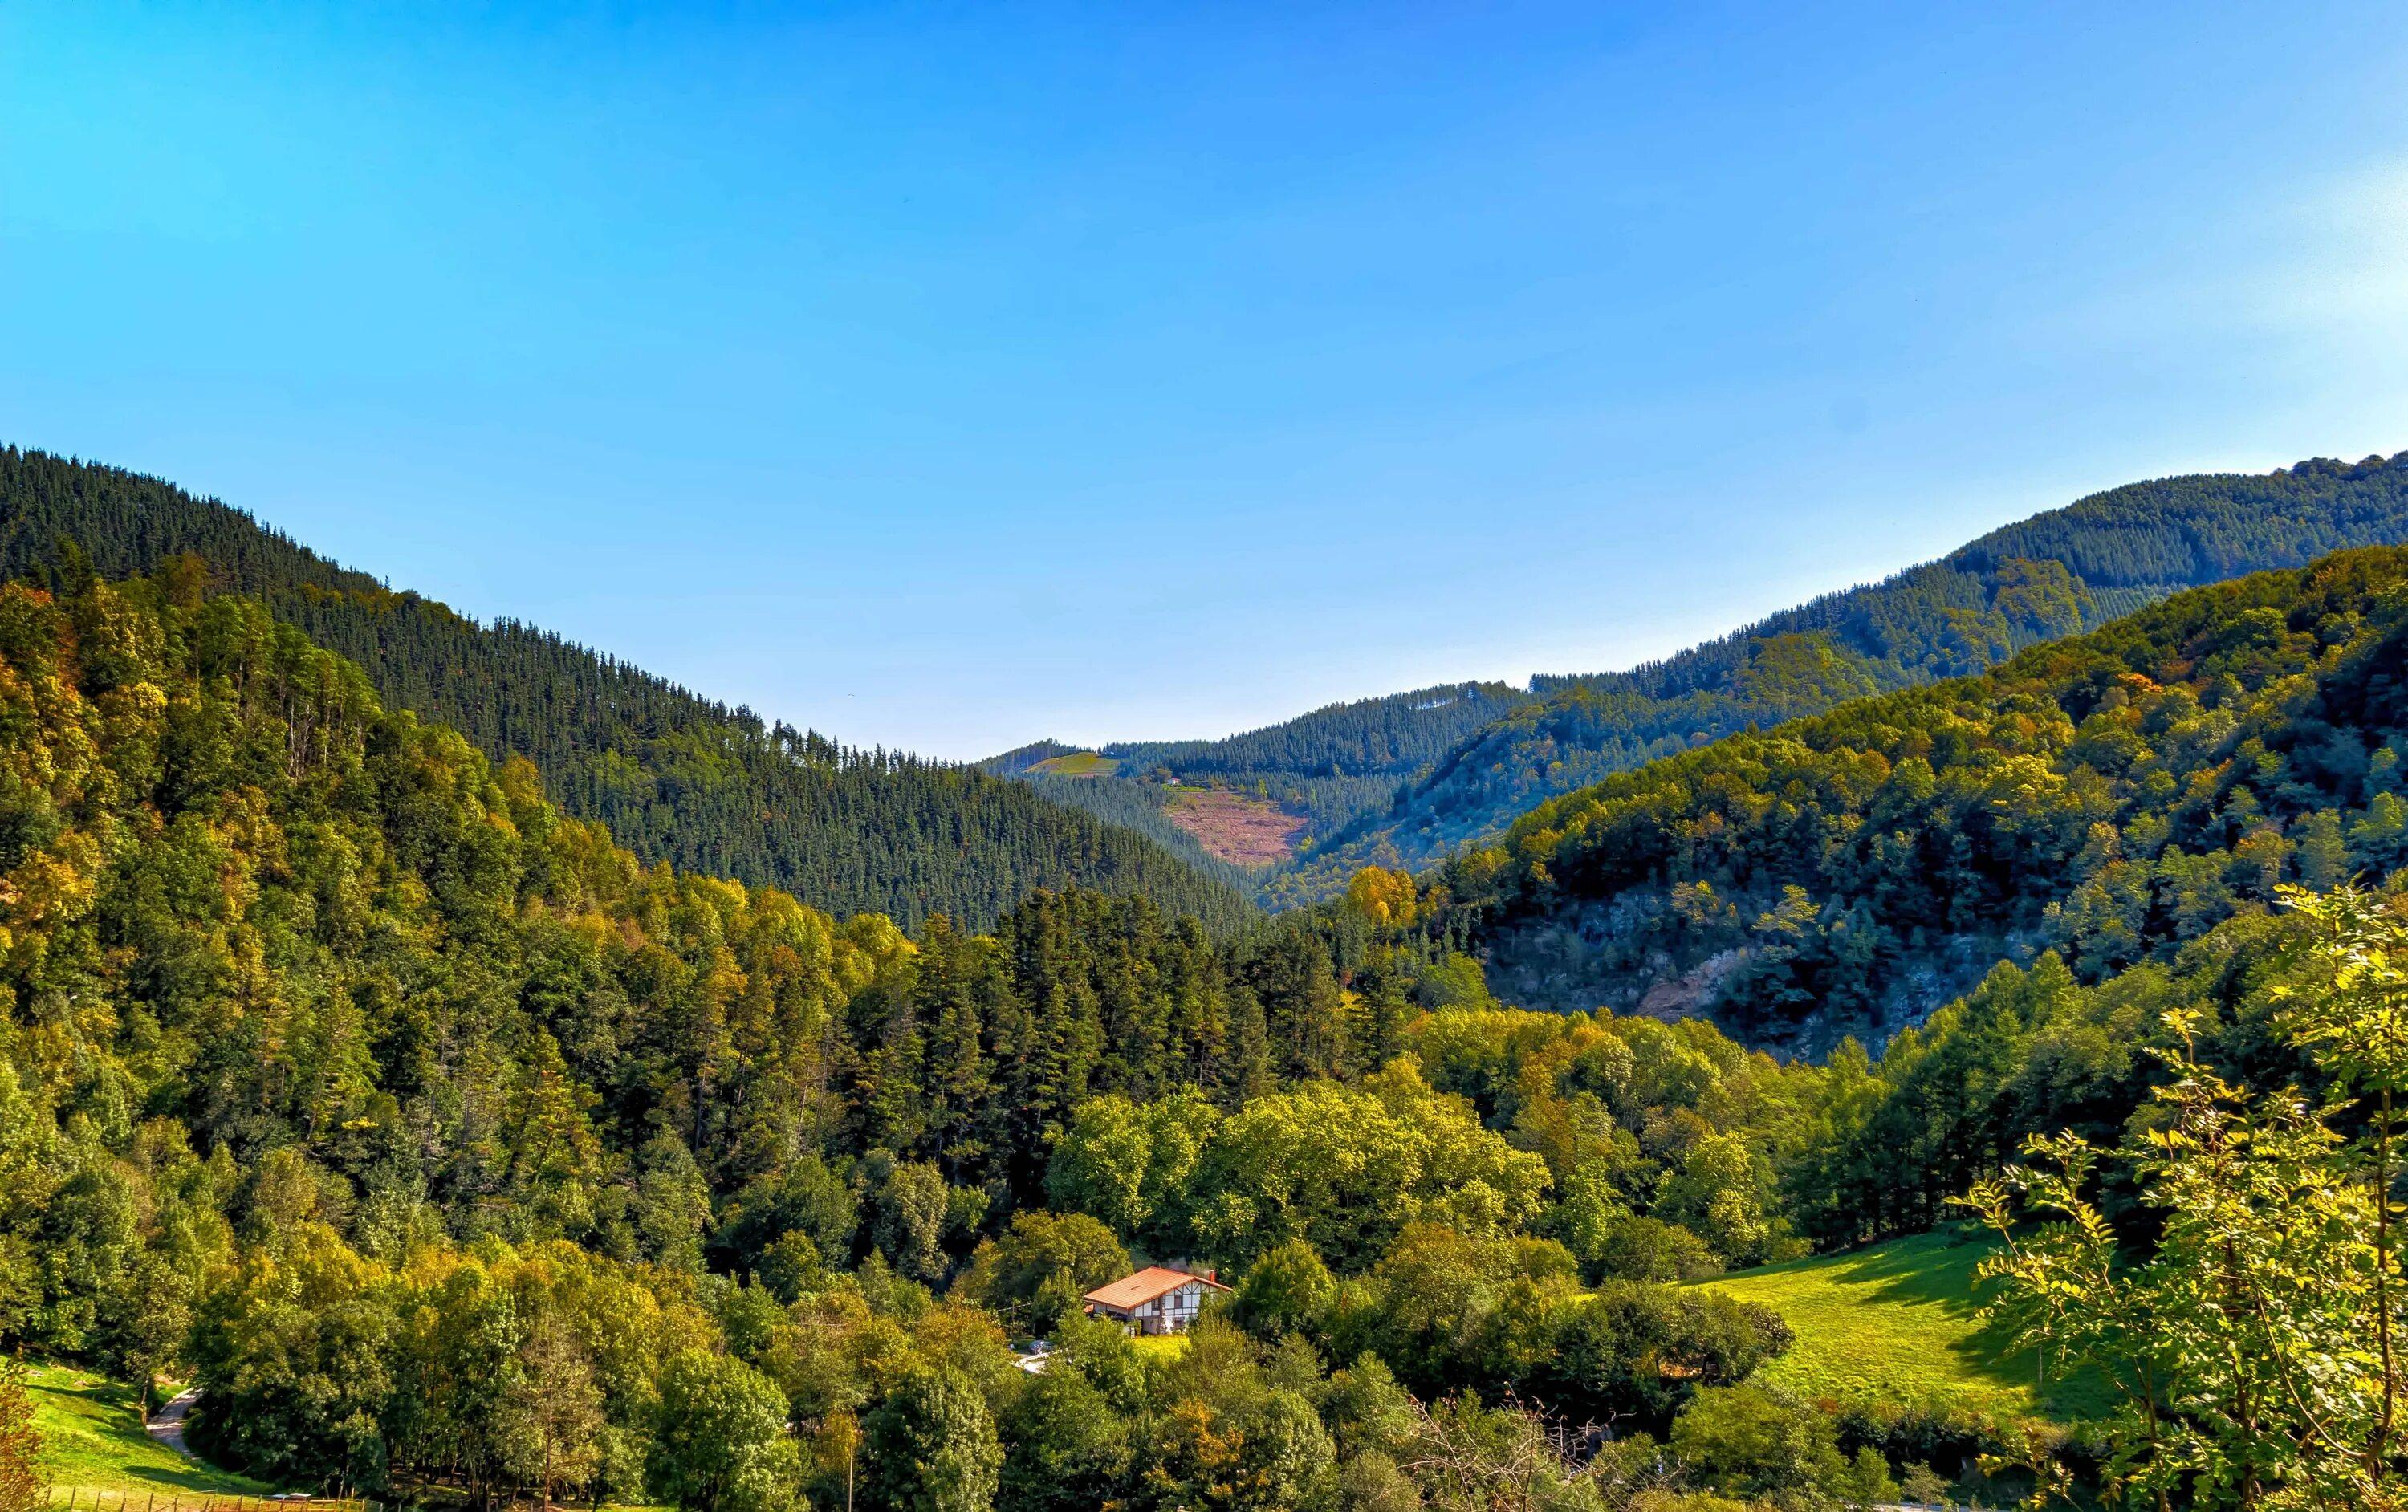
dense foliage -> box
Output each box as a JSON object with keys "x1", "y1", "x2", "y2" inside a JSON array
[
  {"x1": 1393, "y1": 544, "x2": 2408, "y2": 1057},
  {"x1": 19, "y1": 460, "x2": 2408, "y2": 1508},
  {"x1": 1963, "y1": 886, "x2": 2408, "y2": 1510},
  {"x1": 1273, "y1": 453, "x2": 2408, "y2": 904},
  {"x1": 0, "y1": 563, "x2": 1897, "y2": 1510},
  {"x1": 0, "y1": 447, "x2": 1252, "y2": 933}
]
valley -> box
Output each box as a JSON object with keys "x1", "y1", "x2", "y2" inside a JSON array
[
  {"x1": 12, "y1": 9, "x2": 2402, "y2": 1508},
  {"x1": 5, "y1": 445, "x2": 2407, "y2": 1512}
]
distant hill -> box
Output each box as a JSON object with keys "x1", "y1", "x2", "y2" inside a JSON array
[
  {"x1": 0, "y1": 446, "x2": 1255, "y2": 932},
  {"x1": 1265, "y1": 453, "x2": 2408, "y2": 904},
  {"x1": 986, "y1": 682, "x2": 1536, "y2": 867}
]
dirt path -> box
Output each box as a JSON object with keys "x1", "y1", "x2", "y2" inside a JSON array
[{"x1": 147, "y1": 1387, "x2": 199, "y2": 1457}]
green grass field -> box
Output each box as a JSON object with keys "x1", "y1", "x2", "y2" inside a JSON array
[
  {"x1": 1691, "y1": 1229, "x2": 2113, "y2": 1422},
  {"x1": 24, "y1": 1364, "x2": 270, "y2": 1498},
  {"x1": 1027, "y1": 751, "x2": 1119, "y2": 777}
]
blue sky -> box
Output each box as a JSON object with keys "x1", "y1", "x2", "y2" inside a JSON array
[{"x1": 5, "y1": 2, "x2": 2406, "y2": 758}]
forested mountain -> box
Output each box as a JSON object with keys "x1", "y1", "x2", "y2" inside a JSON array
[
  {"x1": 0, "y1": 448, "x2": 1251, "y2": 931},
  {"x1": 1371, "y1": 543, "x2": 2408, "y2": 1055},
  {"x1": 1269, "y1": 453, "x2": 2408, "y2": 904},
  {"x1": 10, "y1": 549, "x2": 2408, "y2": 1509}
]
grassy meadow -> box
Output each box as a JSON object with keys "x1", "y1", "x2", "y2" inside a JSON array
[
  {"x1": 23, "y1": 1363, "x2": 270, "y2": 1500},
  {"x1": 1027, "y1": 750, "x2": 1120, "y2": 777},
  {"x1": 1691, "y1": 1228, "x2": 2114, "y2": 1421}
]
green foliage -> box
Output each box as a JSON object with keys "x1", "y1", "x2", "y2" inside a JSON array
[
  {"x1": 861, "y1": 1367, "x2": 1001, "y2": 1512},
  {"x1": 1230, "y1": 1239, "x2": 1336, "y2": 1339},
  {"x1": 650, "y1": 1347, "x2": 799, "y2": 1512},
  {"x1": 500, "y1": 1309, "x2": 607, "y2": 1507},
  {"x1": 995, "y1": 1369, "x2": 1129, "y2": 1512},
  {"x1": 1395, "y1": 1006, "x2": 1814, "y2": 1277},
  {"x1": 1960, "y1": 885, "x2": 2408, "y2": 1509},
  {"x1": 185, "y1": 1223, "x2": 393, "y2": 1490},
  {"x1": 1051, "y1": 1066, "x2": 1550, "y2": 1272},
  {"x1": 1671, "y1": 1383, "x2": 1896, "y2": 1509}
]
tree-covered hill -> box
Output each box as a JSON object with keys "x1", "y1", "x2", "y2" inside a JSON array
[
  {"x1": 1270, "y1": 453, "x2": 2408, "y2": 904},
  {"x1": 1106, "y1": 680, "x2": 1535, "y2": 809},
  {"x1": 8, "y1": 552, "x2": 2401, "y2": 1508},
  {"x1": 0, "y1": 447, "x2": 1252, "y2": 932},
  {"x1": 0, "y1": 560, "x2": 1834, "y2": 1506},
  {"x1": 1401, "y1": 542, "x2": 2408, "y2": 1051}
]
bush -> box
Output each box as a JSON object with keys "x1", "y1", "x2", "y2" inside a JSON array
[
  {"x1": 1670, "y1": 1384, "x2": 1894, "y2": 1507},
  {"x1": 1230, "y1": 1238, "x2": 1336, "y2": 1339}
]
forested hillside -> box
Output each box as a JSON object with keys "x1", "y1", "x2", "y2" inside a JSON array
[
  {"x1": 1375, "y1": 543, "x2": 2408, "y2": 1055},
  {"x1": 1103, "y1": 681, "x2": 1535, "y2": 835},
  {"x1": 0, "y1": 563, "x2": 1849, "y2": 1508},
  {"x1": 0, "y1": 447, "x2": 1253, "y2": 931},
  {"x1": 971, "y1": 742, "x2": 1258, "y2": 888},
  {"x1": 10, "y1": 551, "x2": 2408, "y2": 1508},
  {"x1": 990, "y1": 684, "x2": 1536, "y2": 865},
  {"x1": 1271, "y1": 453, "x2": 2408, "y2": 904}
]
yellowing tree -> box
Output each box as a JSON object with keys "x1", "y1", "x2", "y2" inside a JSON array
[{"x1": 1344, "y1": 866, "x2": 1418, "y2": 932}]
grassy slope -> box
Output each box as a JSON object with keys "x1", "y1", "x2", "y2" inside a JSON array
[
  {"x1": 1027, "y1": 751, "x2": 1121, "y2": 777},
  {"x1": 26, "y1": 1364, "x2": 269, "y2": 1498},
  {"x1": 1691, "y1": 1230, "x2": 2113, "y2": 1422}
]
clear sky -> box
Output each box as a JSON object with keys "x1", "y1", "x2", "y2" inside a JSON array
[{"x1": 5, "y1": 3, "x2": 2406, "y2": 758}]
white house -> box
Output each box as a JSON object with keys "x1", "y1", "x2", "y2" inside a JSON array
[{"x1": 1081, "y1": 1266, "x2": 1230, "y2": 1336}]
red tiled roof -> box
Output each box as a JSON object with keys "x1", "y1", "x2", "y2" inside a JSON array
[{"x1": 1082, "y1": 1266, "x2": 1230, "y2": 1311}]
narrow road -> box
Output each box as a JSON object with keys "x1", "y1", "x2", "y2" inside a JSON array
[{"x1": 147, "y1": 1388, "x2": 200, "y2": 1457}]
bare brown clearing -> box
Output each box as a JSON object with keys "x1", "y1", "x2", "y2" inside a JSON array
[{"x1": 1163, "y1": 788, "x2": 1307, "y2": 867}]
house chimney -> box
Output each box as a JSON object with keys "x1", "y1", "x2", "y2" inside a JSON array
[{"x1": 1206, "y1": 1268, "x2": 1217, "y2": 1285}]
